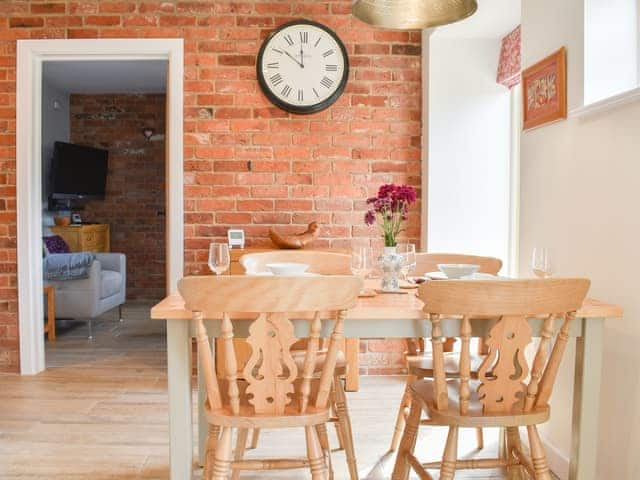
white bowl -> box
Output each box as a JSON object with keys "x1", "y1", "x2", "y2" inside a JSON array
[
  {"x1": 265, "y1": 262, "x2": 309, "y2": 276},
  {"x1": 437, "y1": 263, "x2": 480, "y2": 279}
]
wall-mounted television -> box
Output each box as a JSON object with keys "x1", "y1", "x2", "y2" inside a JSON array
[{"x1": 50, "y1": 141, "x2": 108, "y2": 200}]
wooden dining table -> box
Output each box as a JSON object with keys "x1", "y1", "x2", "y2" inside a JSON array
[{"x1": 150, "y1": 279, "x2": 622, "y2": 480}]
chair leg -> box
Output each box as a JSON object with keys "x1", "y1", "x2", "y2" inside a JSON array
[
  {"x1": 390, "y1": 374, "x2": 417, "y2": 451},
  {"x1": 211, "y1": 427, "x2": 234, "y2": 480},
  {"x1": 87, "y1": 318, "x2": 94, "y2": 340},
  {"x1": 334, "y1": 376, "x2": 359, "y2": 480},
  {"x1": 204, "y1": 425, "x2": 221, "y2": 480},
  {"x1": 391, "y1": 400, "x2": 421, "y2": 480},
  {"x1": 475, "y1": 427, "x2": 484, "y2": 450},
  {"x1": 316, "y1": 423, "x2": 334, "y2": 480},
  {"x1": 527, "y1": 425, "x2": 552, "y2": 480},
  {"x1": 230, "y1": 428, "x2": 249, "y2": 480},
  {"x1": 47, "y1": 288, "x2": 56, "y2": 341},
  {"x1": 249, "y1": 428, "x2": 260, "y2": 450},
  {"x1": 439, "y1": 426, "x2": 458, "y2": 480},
  {"x1": 119, "y1": 304, "x2": 124, "y2": 323},
  {"x1": 505, "y1": 427, "x2": 526, "y2": 479},
  {"x1": 330, "y1": 387, "x2": 346, "y2": 450},
  {"x1": 305, "y1": 425, "x2": 329, "y2": 480}
]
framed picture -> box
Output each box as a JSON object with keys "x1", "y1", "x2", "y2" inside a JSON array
[{"x1": 522, "y1": 47, "x2": 567, "y2": 130}]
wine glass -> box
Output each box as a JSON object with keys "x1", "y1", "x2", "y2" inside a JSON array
[
  {"x1": 397, "y1": 243, "x2": 416, "y2": 281},
  {"x1": 351, "y1": 246, "x2": 373, "y2": 279},
  {"x1": 208, "y1": 243, "x2": 230, "y2": 275},
  {"x1": 531, "y1": 247, "x2": 552, "y2": 278}
]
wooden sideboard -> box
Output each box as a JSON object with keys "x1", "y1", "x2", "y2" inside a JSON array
[{"x1": 50, "y1": 224, "x2": 110, "y2": 253}]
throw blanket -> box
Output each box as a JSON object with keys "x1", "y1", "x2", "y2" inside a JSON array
[{"x1": 44, "y1": 253, "x2": 96, "y2": 281}]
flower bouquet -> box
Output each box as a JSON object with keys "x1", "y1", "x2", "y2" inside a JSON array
[{"x1": 364, "y1": 184, "x2": 417, "y2": 291}]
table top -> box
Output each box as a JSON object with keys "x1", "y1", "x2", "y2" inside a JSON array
[{"x1": 151, "y1": 280, "x2": 623, "y2": 321}]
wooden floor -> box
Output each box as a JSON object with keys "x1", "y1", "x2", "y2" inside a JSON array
[{"x1": 0, "y1": 303, "x2": 546, "y2": 479}]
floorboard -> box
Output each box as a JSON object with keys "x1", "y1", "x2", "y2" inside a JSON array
[{"x1": 0, "y1": 302, "x2": 552, "y2": 479}]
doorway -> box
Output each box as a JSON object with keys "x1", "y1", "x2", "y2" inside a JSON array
[{"x1": 17, "y1": 39, "x2": 184, "y2": 375}]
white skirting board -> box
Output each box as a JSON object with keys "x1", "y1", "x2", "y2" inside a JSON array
[
  {"x1": 544, "y1": 439, "x2": 570, "y2": 480},
  {"x1": 518, "y1": 431, "x2": 569, "y2": 480}
]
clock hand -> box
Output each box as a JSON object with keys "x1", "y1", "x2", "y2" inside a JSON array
[
  {"x1": 284, "y1": 50, "x2": 304, "y2": 68},
  {"x1": 300, "y1": 44, "x2": 304, "y2": 68}
]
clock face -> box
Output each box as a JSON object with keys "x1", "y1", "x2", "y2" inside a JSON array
[{"x1": 257, "y1": 20, "x2": 349, "y2": 114}]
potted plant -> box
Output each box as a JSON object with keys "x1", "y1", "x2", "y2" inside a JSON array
[{"x1": 364, "y1": 184, "x2": 417, "y2": 291}]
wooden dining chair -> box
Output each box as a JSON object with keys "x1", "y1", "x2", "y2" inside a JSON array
[
  {"x1": 390, "y1": 253, "x2": 503, "y2": 452},
  {"x1": 238, "y1": 250, "x2": 358, "y2": 479},
  {"x1": 392, "y1": 278, "x2": 590, "y2": 480},
  {"x1": 240, "y1": 250, "x2": 352, "y2": 275},
  {"x1": 179, "y1": 274, "x2": 362, "y2": 480}
]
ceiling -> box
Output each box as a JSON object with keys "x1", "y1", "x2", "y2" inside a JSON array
[
  {"x1": 432, "y1": 0, "x2": 521, "y2": 39},
  {"x1": 43, "y1": 60, "x2": 167, "y2": 94}
]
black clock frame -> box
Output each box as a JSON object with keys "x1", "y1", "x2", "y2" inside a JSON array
[{"x1": 256, "y1": 19, "x2": 349, "y2": 115}]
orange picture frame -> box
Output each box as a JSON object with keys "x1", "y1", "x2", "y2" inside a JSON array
[{"x1": 522, "y1": 47, "x2": 567, "y2": 130}]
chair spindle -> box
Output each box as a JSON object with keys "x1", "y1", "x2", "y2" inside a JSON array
[
  {"x1": 458, "y1": 316, "x2": 472, "y2": 415},
  {"x1": 300, "y1": 312, "x2": 322, "y2": 414},
  {"x1": 535, "y1": 312, "x2": 576, "y2": 408}
]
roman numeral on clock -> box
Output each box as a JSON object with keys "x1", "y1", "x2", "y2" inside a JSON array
[
  {"x1": 267, "y1": 62, "x2": 279, "y2": 69},
  {"x1": 281, "y1": 85, "x2": 292, "y2": 98},
  {"x1": 284, "y1": 34, "x2": 294, "y2": 46},
  {"x1": 270, "y1": 73, "x2": 283, "y2": 86},
  {"x1": 272, "y1": 48, "x2": 283, "y2": 54},
  {"x1": 300, "y1": 31, "x2": 308, "y2": 44},
  {"x1": 314, "y1": 37, "x2": 322, "y2": 48},
  {"x1": 297, "y1": 89, "x2": 304, "y2": 102},
  {"x1": 323, "y1": 49, "x2": 334, "y2": 58},
  {"x1": 325, "y1": 64, "x2": 338, "y2": 72},
  {"x1": 313, "y1": 88, "x2": 320, "y2": 98},
  {"x1": 320, "y1": 76, "x2": 334, "y2": 89}
]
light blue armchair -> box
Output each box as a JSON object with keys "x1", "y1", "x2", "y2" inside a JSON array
[{"x1": 45, "y1": 253, "x2": 126, "y2": 339}]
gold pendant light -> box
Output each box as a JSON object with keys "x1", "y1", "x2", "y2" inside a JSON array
[{"x1": 352, "y1": 0, "x2": 478, "y2": 30}]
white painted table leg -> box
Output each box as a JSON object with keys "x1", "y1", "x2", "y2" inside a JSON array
[
  {"x1": 198, "y1": 335, "x2": 213, "y2": 466},
  {"x1": 569, "y1": 317, "x2": 604, "y2": 480},
  {"x1": 167, "y1": 319, "x2": 194, "y2": 480}
]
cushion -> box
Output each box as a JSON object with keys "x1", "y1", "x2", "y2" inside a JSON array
[
  {"x1": 100, "y1": 270, "x2": 122, "y2": 299},
  {"x1": 43, "y1": 235, "x2": 70, "y2": 254},
  {"x1": 44, "y1": 252, "x2": 95, "y2": 281}
]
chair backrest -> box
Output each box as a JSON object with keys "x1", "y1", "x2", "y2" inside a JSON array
[
  {"x1": 240, "y1": 250, "x2": 352, "y2": 275},
  {"x1": 417, "y1": 278, "x2": 590, "y2": 415},
  {"x1": 179, "y1": 275, "x2": 362, "y2": 416},
  {"x1": 415, "y1": 253, "x2": 502, "y2": 276}
]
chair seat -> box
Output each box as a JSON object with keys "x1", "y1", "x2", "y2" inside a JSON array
[
  {"x1": 410, "y1": 379, "x2": 550, "y2": 428},
  {"x1": 407, "y1": 352, "x2": 486, "y2": 378},
  {"x1": 206, "y1": 403, "x2": 330, "y2": 429}
]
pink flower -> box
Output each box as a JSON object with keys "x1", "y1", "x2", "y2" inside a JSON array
[{"x1": 364, "y1": 210, "x2": 376, "y2": 226}]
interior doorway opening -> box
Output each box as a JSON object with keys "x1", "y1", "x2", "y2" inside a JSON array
[
  {"x1": 42, "y1": 59, "x2": 168, "y2": 354},
  {"x1": 17, "y1": 39, "x2": 184, "y2": 375}
]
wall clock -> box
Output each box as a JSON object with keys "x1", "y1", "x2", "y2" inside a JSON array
[{"x1": 257, "y1": 20, "x2": 349, "y2": 114}]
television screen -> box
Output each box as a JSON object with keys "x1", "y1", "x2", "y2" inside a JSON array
[{"x1": 50, "y1": 141, "x2": 108, "y2": 199}]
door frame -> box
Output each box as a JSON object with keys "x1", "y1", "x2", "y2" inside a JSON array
[{"x1": 16, "y1": 39, "x2": 184, "y2": 375}]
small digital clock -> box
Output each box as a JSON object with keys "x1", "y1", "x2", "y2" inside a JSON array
[{"x1": 227, "y1": 229, "x2": 245, "y2": 249}]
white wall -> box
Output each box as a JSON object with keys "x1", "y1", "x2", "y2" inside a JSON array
[
  {"x1": 521, "y1": 1, "x2": 640, "y2": 477},
  {"x1": 41, "y1": 79, "x2": 70, "y2": 231},
  {"x1": 41, "y1": 79, "x2": 69, "y2": 199},
  {"x1": 427, "y1": 38, "x2": 511, "y2": 267}
]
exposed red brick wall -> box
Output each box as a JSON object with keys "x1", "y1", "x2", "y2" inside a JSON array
[
  {"x1": 0, "y1": 1, "x2": 422, "y2": 373},
  {"x1": 70, "y1": 93, "x2": 166, "y2": 301}
]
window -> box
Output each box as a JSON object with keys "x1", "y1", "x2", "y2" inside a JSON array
[{"x1": 584, "y1": 0, "x2": 639, "y2": 104}]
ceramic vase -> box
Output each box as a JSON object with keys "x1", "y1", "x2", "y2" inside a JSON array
[{"x1": 379, "y1": 246, "x2": 403, "y2": 292}]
